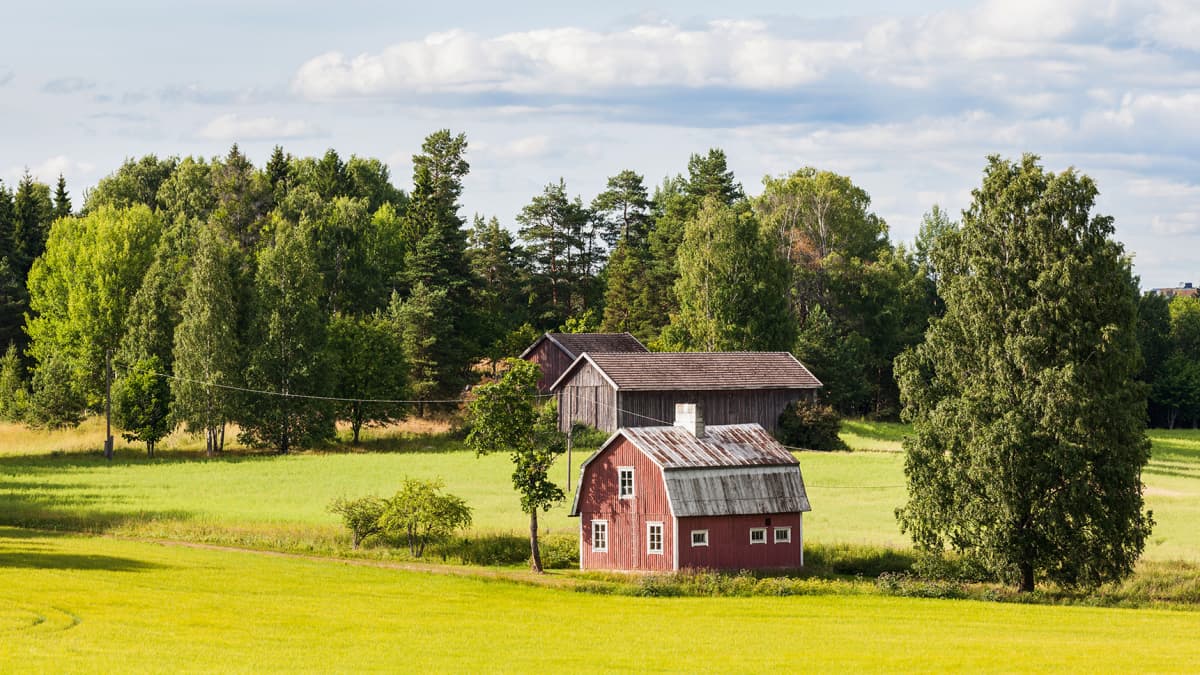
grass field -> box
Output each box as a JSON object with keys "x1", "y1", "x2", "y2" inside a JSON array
[
  {"x1": 1, "y1": 419, "x2": 1196, "y2": 560},
  {"x1": 3, "y1": 527, "x2": 1200, "y2": 672}
]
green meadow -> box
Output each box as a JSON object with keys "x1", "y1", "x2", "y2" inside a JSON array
[
  {"x1": 3, "y1": 528, "x2": 1200, "y2": 673},
  {"x1": 2, "y1": 420, "x2": 1200, "y2": 670}
]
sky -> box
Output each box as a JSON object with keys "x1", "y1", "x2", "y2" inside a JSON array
[{"x1": 2, "y1": 0, "x2": 1198, "y2": 289}]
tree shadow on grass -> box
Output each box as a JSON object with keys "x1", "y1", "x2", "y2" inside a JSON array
[{"x1": 0, "y1": 528, "x2": 166, "y2": 572}]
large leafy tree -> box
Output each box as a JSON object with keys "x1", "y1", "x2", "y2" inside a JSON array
[
  {"x1": 113, "y1": 355, "x2": 171, "y2": 457},
  {"x1": 84, "y1": 155, "x2": 177, "y2": 212},
  {"x1": 25, "y1": 205, "x2": 161, "y2": 415},
  {"x1": 465, "y1": 359, "x2": 566, "y2": 573},
  {"x1": 239, "y1": 221, "x2": 334, "y2": 452},
  {"x1": 660, "y1": 198, "x2": 793, "y2": 351},
  {"x1": 171, "y1": 226, "x2": 241, "y2": 455},
  {"x1": 895, "y1": 155, "x2": 1152, "y2": 592}
]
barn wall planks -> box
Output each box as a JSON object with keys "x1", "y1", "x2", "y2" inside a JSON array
[
  {"x1": 557, "y1": 362, "x2": 618, "y2": 432},
  {"x1": 524, "y1": 340, "x2": 575, "y2": 393},
  {"x1": 676, "y1": 512, "x2": 804, "y2": 570},
  {"x1": 576, "y1": 436, "x2": 675, "y2": 572},
  {"x1": 618, "y1": 389, "x2": 810, "y2": 434}
]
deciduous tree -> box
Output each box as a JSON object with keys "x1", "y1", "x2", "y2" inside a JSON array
[{"x1": 895, "y1": 155, "x2": 1152, "y2": 592}]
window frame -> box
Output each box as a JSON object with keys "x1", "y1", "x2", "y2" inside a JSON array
[
  {"x1": 592, "y1": 519, "x2": 608, "y2": 553},
  {"x1": 749, "y1": 527, "x2": 767, "y2": 545},
  {"x1": 690, "y1": 529, "x2": 709, "y2": 547},
  {"x1": 773, "y1": 526, "x2": 792, "y2": 544},
  {"x1": 618, "y1": 466, "x2": 635, "y2": 499},
  {"x1": 647, "y1": 521, "x2": 664, "y2": 555}
]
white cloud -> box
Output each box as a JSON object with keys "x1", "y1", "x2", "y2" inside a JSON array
[
  {"x1": 1140, "y1": 0, "x2": 1200, "y2": 50},
  {"x1": 292, "y1": 22, "x2": 856, "y2": 98},
  {"x1": 0, "y1": 69, "x2": 12, "y2": 87},
  {"x1": 4, "y1": 156, "x2": 96, "y2": 185},
  {"x1": 198, "y1": 114, "x2": 321, "y2": 141}
]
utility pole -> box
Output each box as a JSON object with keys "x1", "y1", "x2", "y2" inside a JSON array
[
  {"x1": 565, "y1": 425, "x2": 573, "y2": 492},
  {"x1": 104, "y1": 349, "x2": 113, "y2": 461}
]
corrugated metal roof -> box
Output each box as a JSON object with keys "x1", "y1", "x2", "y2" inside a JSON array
[
  {"x1": 621, "y1": 424, "x2": 799, "y2": 468},
  {"x1": 567, "y1": 352, "x2": 822, "y2": 391},
  {"x1": 665, "y1": 466, "x2": 811, "y2": 516}
]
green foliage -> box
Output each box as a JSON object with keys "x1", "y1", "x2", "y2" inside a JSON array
[
  {"x1": 326, "y1": 495, "x2": 387, "y2": 549},
  {"x1": 379, "y1": 478, "x2": 473, "y2": 557},
  {"x1": 25, "y1": 204, "x2": 161, "y2": 410},
  {"x1": 661, "y1": 197, "x2": 793, "y2": 351},
  {"x1": 26, "y1": 352, "x2": 85, "y2": 428},
  {"x1": 591, "y1": 169, "x2": 651, "y2": 248},
  {"x1": 156, "y1": 156, "x2": 216, "y2": 223},
  {"x1": 239, "y1": 220, "x2": 334, "y2": 452},
  {"x1": 895, "y1": 154, "x2": 1153, "y2": 592},
  {"x1": 388, "y1": 283, "x2": 448, "y2": 413},
  {"x1": 875, "y1": 572, "x2": 967, "y2": 599},
  {"x1": 85, "y1": 155, "x2": 177, "y2": 212},
  {"x1": 171, "y1": 226, "x2": 240, "y2": 455},
  {"x1": 113, "y1": 356, "x2": 172, "y2": 457},
  {"x1": 0, "y1": 343, "x2": 30, "y2": 421},
  {"x1": 118, "y1": 217, "x2": 195, "y2": 372},
  {"x1": 327, "y1": 313, "x2": 408, "y2": 443},
  {"x1": 465, "y1": 358, "x2": 566, "y2": 572},
  {"x1": 517, "y1": 178, "x2": 601, "y2": 327},
  {"x1": 794, "y1": 305, "x2": 870, "y2": 411},
  {"x1": 777, "y1": 399, "x2": 846, "y2": 451},
  {"x1": 558, "y1": 308, "x2": 599, "y2": 334}
]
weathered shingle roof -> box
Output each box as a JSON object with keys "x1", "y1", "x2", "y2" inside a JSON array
[
  {"x1": 552, "y1": 351, "x2": 822, "y2": 392},
  {"x1": 621, "y1": 424, "x2": 798, "y2": 468},
  {"x1": 519, "y1": 332, "x2": 648, "y2": 360},
  {"x1": 570, "y1": 423, "x2": 811, "y2": 516}
]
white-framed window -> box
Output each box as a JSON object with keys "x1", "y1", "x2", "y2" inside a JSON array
[
  {"x1": 749, "y1": 527, "x2": 767, "y2": 545},
  {"x1": 773, "y1": 526, "x2": 792, "y2": 544},
  {"x1": 592, "y1": 519, "x2": 608, "y2": 552},
  {"x1": 690, "y1": 530, "x2": 709, "y2": 547},
  {"x1": 618, "y1": 467, "x2": 635, "y2": 498},
  {"x1": 647, "y1": 522, "x2": 664, "y2": 554}
]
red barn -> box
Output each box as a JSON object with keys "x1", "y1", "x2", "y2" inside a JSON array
[
  {"x1": 519, "y1": 332, "x2": 648, "y2": 393},
  {"x1": 570, "y1": 404, "x2": 811, "y2": 572}
]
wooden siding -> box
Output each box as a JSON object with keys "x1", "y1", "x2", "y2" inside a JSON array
[
  {"x1": 577, "y1": 436, "x2": 675, "y2": 572},
  {"x1": 617, "y1": 389, "x2": 816, "y2": 434},
  {"x1": 524, "y1": 340, "x2": 575, "y2": 394},
  {"x1": 677, "y1": 512, "x2": 804, "y2": 570},
  {"x1": 557, "y1": 362, "x2": 618, "y2": 432}
]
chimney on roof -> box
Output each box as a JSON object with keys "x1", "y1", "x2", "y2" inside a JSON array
[{"x1": 674, "y1": 402, "x2": 705, "y2": 438}]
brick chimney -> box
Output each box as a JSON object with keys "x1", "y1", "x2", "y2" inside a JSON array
[{"x1": 674, "y1": 402, "x2": 705, "y2": 438}]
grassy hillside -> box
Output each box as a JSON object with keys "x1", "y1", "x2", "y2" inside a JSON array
[{"x1": 3, "y1": 528, "x2": 1199, "y2": 672}]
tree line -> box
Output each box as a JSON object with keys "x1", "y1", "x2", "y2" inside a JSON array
[{"x1": 0, "y1": 130, "x2": 1193, "y2": 455}]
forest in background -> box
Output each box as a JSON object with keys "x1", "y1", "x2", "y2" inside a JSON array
[{"x1": 0, "y1": 129, "x2": 1197, "y2": 453}]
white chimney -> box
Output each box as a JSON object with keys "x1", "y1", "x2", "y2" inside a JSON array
[{"x1": 674, "y1": 402, "x2": 705, "y2": 438}]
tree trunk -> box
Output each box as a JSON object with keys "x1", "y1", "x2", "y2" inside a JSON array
[
  {"x1": 218, "y1": 424, "x2": 225, "y2": 453},
  {"x1": 1018, "y1": 560, "x2": 1035, "y2": 593},
  {"x1": 529, "y1": 509, "x2": 543, "y2": 573},
  {"x1": 352, "y1": 415, "x2": 362, "y2": 445}
]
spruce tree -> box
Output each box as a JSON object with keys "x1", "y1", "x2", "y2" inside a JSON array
[
  {"x1": 52, "y1": 174, "x2": 71, "y2": 220},
  {"x1": 895, "y1": 155, "x2": 1152, "y2": 592}
]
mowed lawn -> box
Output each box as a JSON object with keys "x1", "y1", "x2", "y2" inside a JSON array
[
  {"x1": 2, "y1": 528, "x2": 1199, "y2": 673},
  {"x1": 0, "y1": 420, "x2": 1198, "y2": 560}
]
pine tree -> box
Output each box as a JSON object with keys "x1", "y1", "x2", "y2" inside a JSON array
[
  {"x1": 517, "y1": 179, "x2": 596, "y2": 326},
  {"x1": 591, "y1": 169, "x2": 651, "y2": 248},
  {"x1": 239, "y1": 221, "x2": 333, "y2": 453},
  {"x1": 468, "y1": 215, "x2": 526, "y2": 366},
  {"x1": 895, "y1": 155, "x2": 1153, "y2": 592},
  {"x1": 171, "y1": 227, "x2": 240, "y2": 456}
]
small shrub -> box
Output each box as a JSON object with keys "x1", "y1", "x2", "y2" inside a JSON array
[
  {"x1": 327, "y1": 495, "x2": 386, "y2": 549},
  {"x1": 776, "y1": 399, "x2": 847, "y2": 451}
]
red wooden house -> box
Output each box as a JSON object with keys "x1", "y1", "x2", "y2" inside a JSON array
[
  {"x1": 570, "y1": 403, "x2": 811, "y2": 571},
  {"x1": 519, "y1": 332, "x2": 648, "y2": 393}
]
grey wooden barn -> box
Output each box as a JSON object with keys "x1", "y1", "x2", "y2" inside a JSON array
[
  {"x1": 519, "y1": 332, "x2": 648, "y2": 393},
  {"x1": 550, "y1": 352, "x2": 822, "y2": 433}
]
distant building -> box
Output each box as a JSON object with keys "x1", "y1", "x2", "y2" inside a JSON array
[
  {"x1": 571, "y1": 403, "x2": 811, "y2": 571},
  {"x1": 1148, "y1": 282, "x2": 1198, "y2": 299},
  {"x1": 519, "y1": 333, "x2": 648, "y2": 393},
  {"x1": 550, "y1": 351, "x2": 822, "y2": 434}
]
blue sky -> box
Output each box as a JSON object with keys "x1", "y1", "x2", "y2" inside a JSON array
[{"x1": 2, "y1": 0, "x2": 1198, "y2": 288}]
